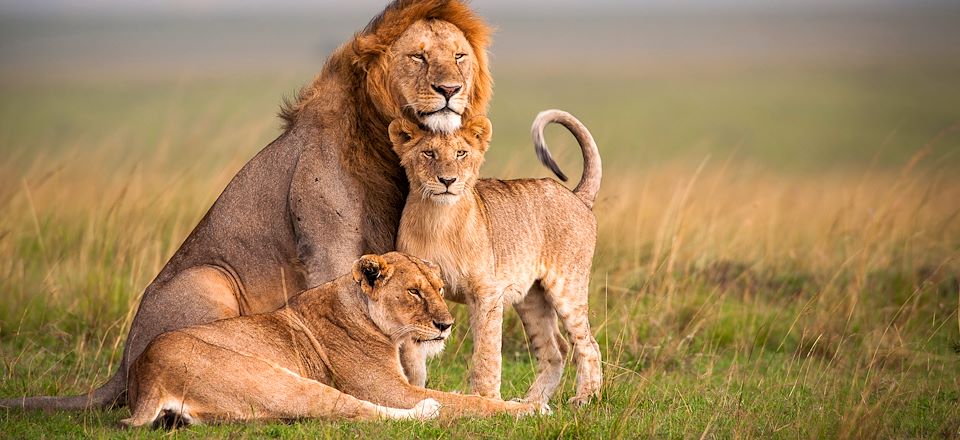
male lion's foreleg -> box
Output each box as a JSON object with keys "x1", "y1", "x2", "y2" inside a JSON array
[
  {"x1": 514, "y1": 285, "x2": 566, "y2": 404},
  {"x1": 467, "y1": 286, "x2": 505, "y2": 399}
]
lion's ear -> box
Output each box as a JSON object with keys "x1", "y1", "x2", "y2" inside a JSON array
[
  {"x1": 464, "y1": 116, "x2": 492, "y2": 150},
  {"x1": 388, "y1": 119, "x2": 422, "y2": 155},
  {"x1": 352, "y1": 254, "x2": 394, "y2": 298},
  {"x1": 352, "y1": 34, "x2": 385, "y2": 72}
]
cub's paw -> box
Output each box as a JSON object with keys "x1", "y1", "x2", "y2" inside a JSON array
[
  {"x1": 411, "y1": 398, "x2": 442, "y2": 420},
  {"x1": 566, "y1": 394, "x2": 595, "y2": 407}
]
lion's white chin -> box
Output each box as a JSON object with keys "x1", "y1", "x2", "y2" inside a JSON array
[
  {"x1": 422, "y1": 112, "x2": 462, "y2": 134},
  {"x1": 429, "y1": 193, "x2": 461, "y2": 205}
]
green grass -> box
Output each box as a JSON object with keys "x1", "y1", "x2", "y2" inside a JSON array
[{"x1": 1, "y1": 63, "x2": 959, "y2": 438}]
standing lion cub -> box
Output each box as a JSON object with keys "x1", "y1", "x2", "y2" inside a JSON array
[
  {"x1": 122, "y1": 252, "x2": 540, "y2": 428},
  {"x1": 391, "y1": 110, "x2": 602, "y2": 405}
]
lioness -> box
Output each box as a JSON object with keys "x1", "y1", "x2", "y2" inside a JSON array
[
  {"x1": 1, "y1": 0, "x2": 495, "y2": 410},
  {"x1": 389, "y1": 110, "x2": 603, "y2": 405},
  {"x1": 123, "y1": 252, "x2": 539, "y2": 427}
]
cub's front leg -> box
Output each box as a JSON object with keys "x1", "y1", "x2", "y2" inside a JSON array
[
  {"x1": 399, "y1": 341, "x2": 427, "y2": 387},
  {"x1": 466, "y1": 282, "x2": 505, "y2": 399}
]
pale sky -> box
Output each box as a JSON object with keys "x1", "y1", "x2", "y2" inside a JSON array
[{"x1": 0, "y1": 0, "x2": 947, "y2": 17}]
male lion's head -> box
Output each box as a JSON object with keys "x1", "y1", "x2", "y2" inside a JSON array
[
  {"x1": 352, "y1": 252, "x2": 453, "y2": 353},
  {"x1": 353, "y1": 0, "x2": 492, "y2": 134},
  {"x1": 388, "y1": 116, "x2": 491, "y2": 205}
]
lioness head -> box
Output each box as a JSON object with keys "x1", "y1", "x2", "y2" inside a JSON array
[
  {"x1": 352, "y1": 252, "x2": 453, "y2": 350},
  {"x1": 388, "y1": 116, "x2": 492, "y2": 205}
]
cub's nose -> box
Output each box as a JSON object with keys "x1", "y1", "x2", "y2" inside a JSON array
[
  {"x1": 433, "y1": 321, "x2": 452, "y2": 332},
  {"x1": 438, "y1": 177, "x2": 457, "y2": 188},
  {"x1": 432, "y1": 84, "x2": 462, "y2": 100}
]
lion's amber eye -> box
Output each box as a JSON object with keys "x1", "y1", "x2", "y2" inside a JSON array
[
  {"x1": 456, "y1": 150, "x2": 467, "y2": 159},
  {"x1": 408, "y1": 289, "x2": 423, "y2": 300},
  {"x1": 410, "y1": 53, "x2": 426, "y2": 63},
  {"x1": 422, "y1": 150, "x2": 436, "y2": 159},
  {"x1": 455, "y1": 53, "x2": 466, "y2": 61}
]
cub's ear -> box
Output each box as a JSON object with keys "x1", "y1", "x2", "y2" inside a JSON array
[
  {"x1": 464, "y1": 116, "x2": 492, "y2": 150},
  {"x1": 388, "y1": 119, "x2": 422, "y2": 156},
  {"x1": 352, "y1": 254, "x2": 395, "y2": 298}
]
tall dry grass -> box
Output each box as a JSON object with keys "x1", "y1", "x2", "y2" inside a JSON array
[{"x1": 0, "y1": 76, "x2": 957, "y2": 437}]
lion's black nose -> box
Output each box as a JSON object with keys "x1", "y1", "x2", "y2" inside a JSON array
[
  {"x1": 433, "y1": 321, "x2": 452, "y2": 332},
  {"x1": 438, "y1": 177, "x2": 457, "y2": 188},
  {"x1": 433, "y1": 84, "x2": 461, "y2": 100}
]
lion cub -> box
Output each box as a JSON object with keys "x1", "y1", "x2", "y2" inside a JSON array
[{"x1": 390, "y1": 110, "x2": 602, "y2": 405}]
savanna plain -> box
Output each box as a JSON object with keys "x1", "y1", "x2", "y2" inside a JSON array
[{"x1": 1, "y1": 11, "x2": 959, "y2": 439}]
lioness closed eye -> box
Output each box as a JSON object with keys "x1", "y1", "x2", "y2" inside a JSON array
[
  {"x1": 122, "y1": 252, "x2": 541, "y2": 428},
  {"x1": 391, "y1": 110, "x2": 603, "y2": 406}
]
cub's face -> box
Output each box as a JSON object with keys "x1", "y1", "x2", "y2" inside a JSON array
[
  {"x1": 387, "y1": 19, "x2": 478, "y2": 134},
  {"x1": 353, "y1": 252, "x2": 453, "y2": 349},
  {"x1": 389, "y1": 116, "x2": 492, "y2": 205}
]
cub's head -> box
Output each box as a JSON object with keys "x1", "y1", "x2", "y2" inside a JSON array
[
  {"x1": 389, "y1": 116, "x2": 492, "y2": 205},
  {"x1": 352, "y1": 252, "x2": 453, "y2": 351}
]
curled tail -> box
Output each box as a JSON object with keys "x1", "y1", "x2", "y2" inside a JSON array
[
  {"x1": 0, "y1": 367, "x2": 125, "y2": 411},
  {"x1": 531, "y1": 109, "x2": 602, "y2": 209}
]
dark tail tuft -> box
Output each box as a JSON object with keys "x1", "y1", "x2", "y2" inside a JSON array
[{"x1": 530, "y1": 109, "x2": 602, "y2": 209}]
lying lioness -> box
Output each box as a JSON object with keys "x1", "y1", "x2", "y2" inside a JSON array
[
  {"x1": 390, "y1": 110, "x2": 603, "y2": 406},
  {"x1": 123, "y1": 252, "x2": 539, "y2": 427}
]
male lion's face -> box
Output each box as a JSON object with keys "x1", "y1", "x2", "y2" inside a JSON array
[
  {"x1": 388, "y1": 116, "x2": 491, "y2": 206},
  {"x1": 388, "y1": 19, "x2": 476, "y2": 134},
  {"x1": 353, "y1": 252, "x2": 453, "y2": 351}
]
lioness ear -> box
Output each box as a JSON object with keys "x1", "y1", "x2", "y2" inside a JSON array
[
  {"x1": 465, "y1": 116, "x2": 492, "y2": 150},
  {"x1": 388, "y1": 119, "x2": 422, "y2": 156},
  {"x1": 352, "y1": 254, "x2": 394, "y2": 298}
]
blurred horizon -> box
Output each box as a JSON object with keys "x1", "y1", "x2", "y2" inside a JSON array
[
  {"x1": 1, "y1": 0, "x2": 958, "y2": 174},
  {"x1": 2, "y1": 0, "x2": 960, "y2": 81}
]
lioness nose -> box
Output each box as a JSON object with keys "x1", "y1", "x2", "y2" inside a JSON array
[
  {"x1": 432, "y1": 84, "x2": 461, "y2": 100},
  {"x1": 438, "y1": 177, "x2": 457, "y2": 187},
  {"x1": 433, "y1": 321, "x2": 452, "y2": 332}
]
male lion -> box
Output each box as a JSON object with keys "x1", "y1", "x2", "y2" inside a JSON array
[
  {"x1": 122, "y1": 252, "x2": 539, "y2": 428},
  {"x1": 1, "y1": 0, "x2": 493, "y2": 410},
  {"x1": 389, "y1": 110, "x2": 603, "y2": 406}
]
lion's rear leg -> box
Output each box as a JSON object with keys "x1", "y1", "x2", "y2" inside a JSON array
[
  {"x1": 121, "y1": 265, "x2": 241, "y2": 379},
  {"x1": 542, "y1": 275, "x2": 602, "y2": 406},
  {"x1": 514, "y1": 284, "x2": 566, "y2": 404}
]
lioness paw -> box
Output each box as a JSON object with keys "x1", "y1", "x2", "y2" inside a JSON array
[{"x1": 411, "y1": 398, "x2": 442, "y2": 420}]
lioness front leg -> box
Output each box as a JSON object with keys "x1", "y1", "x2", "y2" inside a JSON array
[
  {"x1": 368, "y1": 378, "x2": 546, "y2": 419},
  {"x1": 467, "y1": 283, "x2": 505, "y2": 399}
]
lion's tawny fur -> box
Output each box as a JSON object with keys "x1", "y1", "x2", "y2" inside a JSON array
[
  {"x1": 122, "y1": 252, "x2": 539, "y2": 427},
  {"x1": 390, "y1": 111, "x2": 603, "y2": 405}
]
